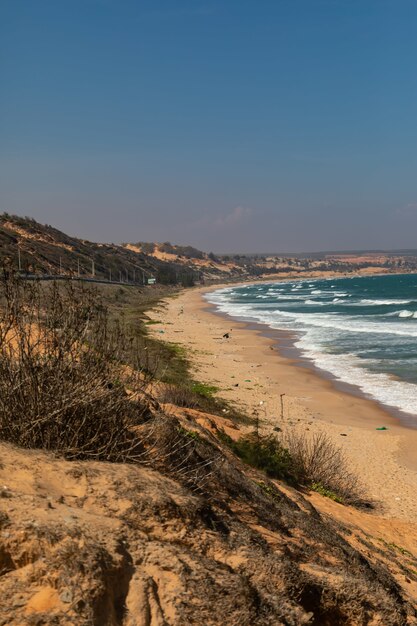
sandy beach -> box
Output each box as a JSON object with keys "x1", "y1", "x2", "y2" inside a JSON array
[{"x1": 150, "y1": 283, "x2": 417, "y2": 523}]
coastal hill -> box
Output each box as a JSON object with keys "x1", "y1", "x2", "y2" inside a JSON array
[
  {"x1": 0, "y1": 213, "x2": 248, "y2": 285},
  {"x1": 1, "y1": 213, "x2": 417, "y2": 285}
]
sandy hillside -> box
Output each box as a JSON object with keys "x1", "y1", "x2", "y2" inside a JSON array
[{"x1": 1, "y1": 403, "x2": 417, "y2": 625}]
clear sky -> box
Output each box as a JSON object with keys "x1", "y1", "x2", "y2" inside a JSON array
[{"x1": 1, "y1": 0, "x2": 417, "y2": 253}]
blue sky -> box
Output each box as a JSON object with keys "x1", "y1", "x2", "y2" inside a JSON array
[{"x1": 1, "y1": 0, "x2": 417, "y2": 252}]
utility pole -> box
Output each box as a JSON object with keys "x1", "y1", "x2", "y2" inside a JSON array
[{"x1": 119, "y1": 270, "x2": 122, "y2": 283}]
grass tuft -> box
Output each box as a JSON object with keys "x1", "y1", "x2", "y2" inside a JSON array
[
  {"x1": 310, "y1": 482, "x2": 344, "y2": 503},
  {"x1": 219, "y1": 430, "x2": 294, "y2": 480},
  {"x1": 191, "y1": 382, "x2": 219, "y2": 398}
]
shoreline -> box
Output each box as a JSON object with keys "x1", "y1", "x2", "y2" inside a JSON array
[
  {"x1": 203, "y1": 273, "x2": 417, "y2": 430},
  {"x1": 208, "y1": 305, "x2": 417, "y2": 431},
  {"x1": 151, "y1": 283, "x2": 417, "y2": 521}
]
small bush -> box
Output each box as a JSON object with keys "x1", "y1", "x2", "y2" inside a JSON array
[
  {"x1": 219, "y1": 427, "x2": 369, "y2": 508},
  {"x1": 158, "y1": 384, "x2": 201, "y2": 408},
  {"x1": 284, "y1": 430, "x2": 369, "y2": 507},
  {"x1": 219, "y1": 431, "x2": 294, "y2": 480}
]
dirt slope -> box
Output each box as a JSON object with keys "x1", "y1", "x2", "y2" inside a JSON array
[{"x1": 1, "y1": 404, "x2": 416, "y2": 625}]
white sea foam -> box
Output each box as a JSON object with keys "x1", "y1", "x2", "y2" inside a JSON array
[
  {"x1": 295, "y1": 337, "x2": 417, "y2": 416},
  {"x1": 360, "y1": 299, "x2": 412, "y2": 305},
  {"x1": 398, "y1": 310, "x2": 417, "y2": 318},
  {"x1": 206, "y1": 290, "x2": 417, "y2": 338},
  {"x1": 273, "y1": 294, "x2": 307, "y2": 301},
  {"x1": 206, "y1": 282, "x2": 417, "y2": 417},
  {"x1": 272, "y1": 310, "x2": 417, "y2": 337}
]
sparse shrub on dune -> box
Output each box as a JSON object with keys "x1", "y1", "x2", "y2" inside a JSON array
[
  {"x1": 284, "y1": 430, "x2": 371, "y2": 508},
  {"x1": 158, "y1": 382, "x2": 220, "y2": 409},
  {"x1": 158, "y1": 384, "x2": 201, "y2": 408},
  {"x1": 0, "y1": 272, "x2": 223, "y2": 489},
  {"x1": 0, "y1": 272, "x2": 149, "y2": 461},
  {"x1": 219, "y1": 426, "x2": 370, "y2": 508},
  {"x1": 218, "y1": 430, "x2": 294, "y2": 481}
]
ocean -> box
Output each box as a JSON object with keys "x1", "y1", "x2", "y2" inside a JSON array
[{"x1": 206, "y1": 273, "x2": 417, "y2": 422}]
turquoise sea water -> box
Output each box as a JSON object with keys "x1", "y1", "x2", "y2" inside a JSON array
[{"x1": 206, "y1": 274, "x2": 417, "y2": 420}]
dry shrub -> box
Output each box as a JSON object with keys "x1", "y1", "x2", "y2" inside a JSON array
[
  {"x1": 137, "y1": 414, "x2": 223, "y2": 493},
  {"x1": 0, "y1": 272, "x2": 148, "y2": 461},
  {"x1": 284, "y1": 430, "x2": 370, "y2": 507},
  {"x1": 158, "y1": 384, "x2": 200, "y2": 408},
  {"x1": 0, "y1": 273, "x2": 226, "y2": 486}
]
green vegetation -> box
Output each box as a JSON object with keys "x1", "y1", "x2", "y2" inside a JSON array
[
  {"x1": 177, "y1": 426, "x2": 202, "y2": 441},
  {"x1": 218, "y1": 427, "x2": 370, "y2": 508},
  {"x1": 310, "y1": 482, "x2": 344, "y2": 504},
  {"x1": 166, "y1": 342, "x2": 187, "y2": 358},
  {"x1": 94, "y1": 284, "x2": 254, "y2": 424},
  {"x1": 377, "y1": 538, "x2": 413, "y2": 558},
  {"x1": 256, "y1": 480, "x2": 282, "y2": 502},
  {"x1": 191, "y1": 382, "x2": 219, "y2": 398},
  {"x1": 219, "y1": 431, "x2": 294, "y2": 481},
  {"x1": 93, "y1": 286, "x2": 193, "y2": 386}
]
